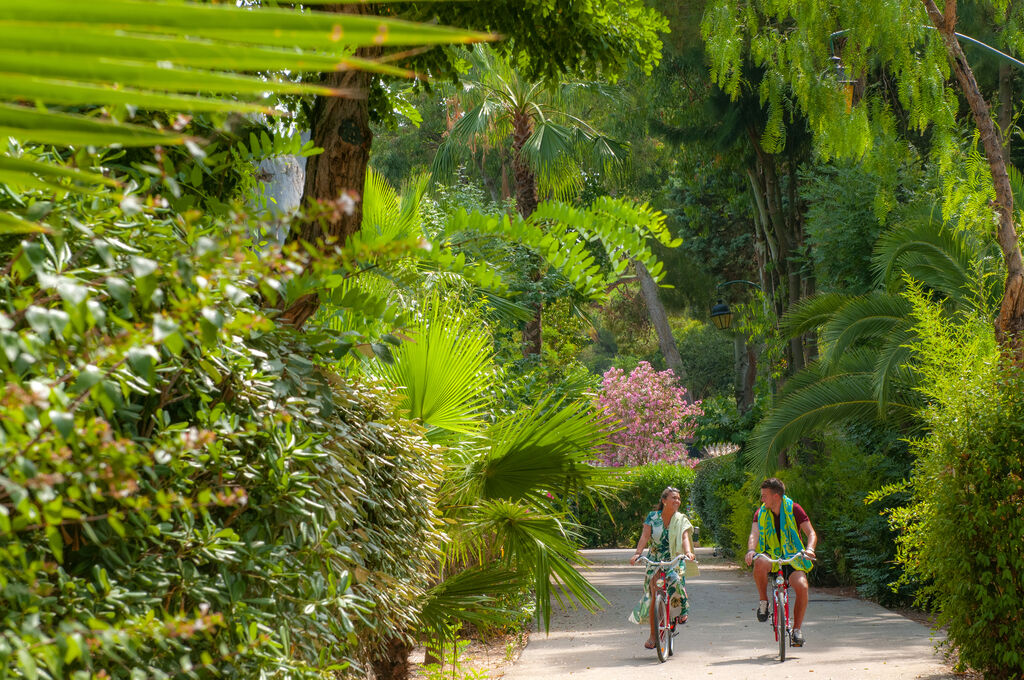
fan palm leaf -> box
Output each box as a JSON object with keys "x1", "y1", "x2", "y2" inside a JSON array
[
  {"x1": 472, "y1": 499, "x2": 605, "y2": 630},
  {"x1": 475, "y1": 397, "x2": 615, "y2": 506},
  {"x1": 417, "y1": 566, "x2": 524, "y2": 642},
  {"x1": 374, "y1": 297, "x2": 494, "y2": 435}
]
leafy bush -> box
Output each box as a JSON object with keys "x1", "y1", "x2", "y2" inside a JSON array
[
  {"x1": 690, "y1": 393, "x2": 762, "y2": 452},
  {"x1": 689, "y1": 453, "x2": 747, "y2": 555},
  {"x1": 593, "y1": 362, "x2": 702, "y2": 466},
  {"x1": 0, "y1": 210, "x2": 443, "y2": 678},
  {"x1": 887, "y1": 298, "x2": 1024, "y2": 678},
  {"x1": 672, "y1": 319, "x2": 735, "y2": 399},
  {"x1": 574, "y1": 463, "x2": 697, "y2": 548}
]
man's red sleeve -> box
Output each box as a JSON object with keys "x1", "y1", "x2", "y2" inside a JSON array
[{"x1": 793, "y1": 502, "x2": 809, "y2": 526}]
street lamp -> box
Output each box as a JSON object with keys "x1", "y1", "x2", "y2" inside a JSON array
[
  {"x1": 710, "y1": 300, "x2": 733, "y2": 330},
  {"x1": 709, "y1": 280, "x2": 762, "y2": 331}
]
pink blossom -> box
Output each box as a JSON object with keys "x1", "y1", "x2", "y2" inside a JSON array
[{"x1": 592, "y1": 362, "x2": 703, "y2": 467}]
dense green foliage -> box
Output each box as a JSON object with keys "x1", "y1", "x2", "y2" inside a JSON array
[
  {"x1": 885, "y1": 296, "x2": 1024, "y2": 678},
  {"x1": 689, "y1": 454, "x2": 746, "y2": 556},
  {"x1": 0, "y1": 204, "x2": 443, "y2": 676},
  {"x1": 574, "y1": 464, "x2": 696, "y2": 548}
]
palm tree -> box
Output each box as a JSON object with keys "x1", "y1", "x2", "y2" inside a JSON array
[
  {"x1": 745, "y1": 204, "x2": 1003, "y2": 474},
  {"x1": 432, "y1": 47, "x2": 629, "y2": 356},
  {"x1": 371, "y1": 296, "x2": 615, "y2": 676}
]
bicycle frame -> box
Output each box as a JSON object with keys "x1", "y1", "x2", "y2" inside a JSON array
[
  {"x1": 637, "y1": 554, "x2": 694, "y2": 663},
  {"x1": 753, "y1": 552, "x2": 807, "y2": 661}
]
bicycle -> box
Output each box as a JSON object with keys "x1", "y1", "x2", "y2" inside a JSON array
[
  {"x1": 636, "y1": 553, "x2": 696, "y2": 663},
  {"x1": 753, "y1": 551, "x2": 811, "y2": 661}
]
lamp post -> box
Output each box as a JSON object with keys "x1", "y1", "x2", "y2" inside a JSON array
[
  {"x1": 707, "y1": 280, "x2": 762, "y2": 331},
  {"x1": 709, "y1": 279, "x2": 763, "y2": 412}
]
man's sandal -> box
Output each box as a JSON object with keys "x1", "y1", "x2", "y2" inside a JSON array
[
  {"x1": 644, "y1": 639, "x2": 657, "y2": 649},
  {"x1": 674, "y1": 615, "x2": 688, "y2": 625}
]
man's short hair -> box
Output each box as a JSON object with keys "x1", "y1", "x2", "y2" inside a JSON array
[{"x1": 761, "y1": 478, "x2": 786, "y2": 496}]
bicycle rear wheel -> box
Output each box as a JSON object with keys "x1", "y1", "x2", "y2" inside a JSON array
[
  {"x1": 776, "y1": 591, "x2": 787, "y2": 661},
  {"x1": 655, "y1": 592, "x2": 669, "y2": 662}
]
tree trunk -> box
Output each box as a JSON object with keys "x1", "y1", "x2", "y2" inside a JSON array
[
  {"x1": 924, "y1": 0, "x2": 1024, "y2": 356},
  {"x1": 280, "y1": 3, "x2": 379, "y2": 329},
  {"x1": 370, "y1": 636, "x2": 412, "y2": 680},
  {"x1": 635, "y1": 260, "x2": 688, "y2": 391},
  {"x1": 999, "y1": 60, "x2": 1013, "y2": 156},
  {"x1": 744, "y1": 341, "x2": 758, "y2": 413},
  {"x1": 512, "y1": 110, "x2": 543, "y2": 356}
]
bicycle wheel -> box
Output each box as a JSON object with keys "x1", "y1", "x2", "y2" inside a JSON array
[
  {"x1": 667, "y1": 597, "x2": 675, "y2": 657},
  {"x1": 655, "y1": 591, "x2": 669, "y2": 662},
  {"x1": 776, "y1": 591, "x2": 787, "y2": 661}
]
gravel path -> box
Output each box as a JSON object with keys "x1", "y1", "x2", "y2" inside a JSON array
[{"x1": 502, "y1": 547, "x2": 954, "y2": 680}]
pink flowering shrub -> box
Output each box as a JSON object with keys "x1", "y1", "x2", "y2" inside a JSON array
[{"x1": 594, "y1": 362, "x2": 703, "y2": 467}]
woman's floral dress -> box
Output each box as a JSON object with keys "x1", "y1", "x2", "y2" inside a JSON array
[{"x1": 629, "y1": 510, "x2": 688, "y2": 625}]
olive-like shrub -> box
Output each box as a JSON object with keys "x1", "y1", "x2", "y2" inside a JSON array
[{"x1": 0, "y1": 207, "x2": 442, "y2": 678}]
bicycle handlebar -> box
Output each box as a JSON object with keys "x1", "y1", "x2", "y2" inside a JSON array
[
  {"x1": 753, "y1": 551, "x2": 813, "y2": 567},
  {"x1": 635, "y1": 553, "x2": 696, "y2": 569}
]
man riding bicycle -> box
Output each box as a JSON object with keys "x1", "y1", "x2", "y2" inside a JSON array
[{"x1": 744, "y1": 478, "x2": 817, "y2": 647}]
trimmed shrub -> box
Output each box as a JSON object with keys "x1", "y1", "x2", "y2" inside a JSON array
[
  {"x1": 574, "y1": 463, "x2": 697, "y2": 548},
  {"x1": 688, "y1": 453, "x2": 746, "y2": 555}
]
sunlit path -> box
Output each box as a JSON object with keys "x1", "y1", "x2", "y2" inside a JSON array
[{"x1": 502, "y1": 547, "x2": 953, "y2": 680}]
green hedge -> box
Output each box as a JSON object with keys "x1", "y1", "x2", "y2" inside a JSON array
[
  {"x1": 574, "y1": 463, "x2": 696, "y2": 548},
  {"x1": 690, "y1": 453, "x2": 746, "y2": 556},
  {"x1": 0, "y1": 214, "x2": 442, "y2": 678},
  {"x1": 893, "y1": 331, "x2": 1024, "y2": 678}
]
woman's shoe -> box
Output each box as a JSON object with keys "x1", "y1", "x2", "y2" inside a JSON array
[{"x1": 674, "y1": 615, "x2": 688, "y2": 625}]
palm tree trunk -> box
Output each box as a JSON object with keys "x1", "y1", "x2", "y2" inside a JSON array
[
  {"x1": 512, "y1": 111, "x2": 543, "y2": 356},
  {"x1": 924, "y1": 0, "x2": 1024, "y2": 356},
  {"x1": 635, "y1": 260, "x2": 688, "y2": 392},
  {"x1": 369, "y1": 636, "x2": 412, "y2": 680},
  {"x1": 280, "y1": 3, "x2": 378, "y2": 329}
]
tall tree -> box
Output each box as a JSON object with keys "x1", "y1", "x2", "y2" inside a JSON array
[
  {"x1": 285, "y1": 0, "x2": 669, "y2": 329},
  {"x1": 702, "y1": 0, "x2": 1024, "y2": 357},
  {"x1": 432, "y1": 47, "x2": 629, "y2": 356}
]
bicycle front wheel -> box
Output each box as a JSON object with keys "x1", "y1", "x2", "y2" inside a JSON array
[
  {"x1": 655, "y1": 592, "x2": 669, "y2": 662},
  {"x1": 776, "y1": 591, "x2": 787, "y2": 661}
]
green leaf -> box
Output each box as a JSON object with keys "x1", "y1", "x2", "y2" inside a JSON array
[
  {"x1": 49, "y1": 410, "x2": 74, "y2": 439},
  {"x1": 17, "y1": 648, "x2": 38, "y2": 680}
]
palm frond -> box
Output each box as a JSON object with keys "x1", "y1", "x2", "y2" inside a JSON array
[
  {"x1": 820, "y1": 294, "x2": 911, "y2": 369},
  {"x1": 872, "y1": 324, "x2": 920, "y2": 411},
  {"x1": 431, "y1": 99, "x2": 507, "y2": 181},
  {"x1": 473, "y1": 499, "x2": 605, "y2": 631},
  {"x1": 374, "y1": 296, "x2": 494, "y2": 434},
  {"x1": 476, "y1": 397, "x2": 614, "y2": 506},
  {"x1": 779, "y1": 292, "x2": 851, "y2": 338},
  {"x1": 418, "y1": 566, "x2": 523, "y2": 640},
  {"x1": 745, "y1": 356, "x2": 921, "y2": 476},
  {"x1": 872, "y1": 208, "x2": 978, "y2": 300},
  {"x1": 0, "y1": 0, "x2": 489, "y2": 191}
]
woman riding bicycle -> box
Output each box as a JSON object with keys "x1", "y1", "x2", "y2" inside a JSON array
[{"x1": 628, "y1": 487, "x2": 695, "y2": 649}]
